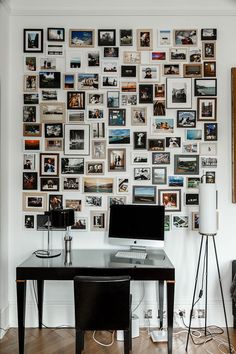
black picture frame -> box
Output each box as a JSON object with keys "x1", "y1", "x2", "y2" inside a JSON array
[
  {"x1": 40, "y1": 177, "x2": 60, "y2": 191},
  {"x1": 194, "y1": 79, "x2": 217, "y2": 97},
  {"x1": 201, "y1": 28, "x2": 217, "y2": 41},
  {"x1": 39, "y1": 71, "x2": 61, "y2": 89},
  {"x1": 176, "y1": 110, "x2": 196, "y2": 128},
  {"x1": 47, "y1": 27, "x2": 65, "y2": 42},
  {"x1": 44, "y1": 123, "x2": 63, "y2": 138},
  {"x1": 23, "y1": 29, "x2": 44, "y2": 53},
  {"x1": 204, "y1": 123, "x2": 218, "y2": 141},
  {"x1": 98, "y1": 29, "x2": 116, "y2": 46},
  {"x1": 23, "y1": 172, "x2": 38, "y2": 190},
  {"x1": 174, "y1": 154, "x2": 199, "y2": 175},
  {"x1": 139, "y1": 84, "x2": 153, "y2": 104},
  {"x1": 67, "y1": 91, "x2": 85, "y2": 110},
  {"x1": 121, "y1": 65, "x2": 137, "y2": 78}
]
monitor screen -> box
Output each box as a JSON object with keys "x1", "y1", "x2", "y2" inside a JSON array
[{"x1": 108, "y1": 204, "x2": 165, "y2": 248}]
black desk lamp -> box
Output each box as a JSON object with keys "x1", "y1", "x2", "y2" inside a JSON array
[{"x1": 35, "y1": 209, "x2": 74, "y2": 259}]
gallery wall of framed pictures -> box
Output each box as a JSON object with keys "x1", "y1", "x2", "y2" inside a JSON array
[{"x1": 22, "y1": 27, "x2": 218, "y2": 232}]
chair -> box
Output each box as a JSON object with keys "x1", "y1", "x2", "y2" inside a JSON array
[{"x1": 73, "y1": 275, "x2": 132, "y2": 354}]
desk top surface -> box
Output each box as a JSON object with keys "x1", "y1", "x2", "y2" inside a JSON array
[{"x1": 17, "y1": 249, "x2": 174, "y2": 281}]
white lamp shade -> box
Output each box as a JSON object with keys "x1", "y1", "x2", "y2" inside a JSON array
[{"x1": 199, "y1": 182, "x2": 217, "y2": 235}]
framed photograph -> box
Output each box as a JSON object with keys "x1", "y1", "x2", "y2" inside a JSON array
[
  {"x1": 139, "y1": 65, "x2": 160, "y2": 82},
  {"x1": 201, "y1": 28, "x2": 217, "y2": 41},
  {"x1": 151, "y1": 117, "x2": 174, "y2": 134},
  {"x1": 117, "y1": 178, "x2": 129, "y2": 194},
  {"x1": 61, "y1": 157, "x2": 84, "y2": 174},
  {"x1": 23, "y1": 192, "x2": 47, "y2": 212},
  {"x1": 108, "y1": 196, "x2": 126, "y2": 206},
  {"x1": 63, "y1": 74, "x2": 75, "y2": 90},
  {"x1": 182, "y1": 142, "x2": 198, "y2": 154},
  {"x1": 40, "y1": 153, "x2": 59, "y2": 176},
  {"x1": 177, "y1": 110, "x2": 196, "y2": 127},
  {"x1": 85, "y1": 196, "x2": 102, "y2": 207},
  {"x1": 192, "y1": 212, "x2": 199, "y2": 231},
  {"x1": 88, "y1": 93, "x2": 104, "y2": 105},
  {"x1": 91, "y1": 140, "x2": 106, "y2": 159},
  {"x1": 64, "y1": 199, "x2": 81, "y2": 212},
  {"x1": 166, "y1": 78, "x2": 192, "y2": 109},
  {"x1": 23, "y1": 106, "x2": 37, "y2": 122},
  {"x1": 158, "y1": 189, "x2": 181, "y2": 212},
  {"x1": 154, "y1": 84, "x2": 165, "y2": 98},
  {"x1": 187, "y1": 177, "x2": 200, "y2": 189},
  {"x1": 71, "y1": 216, "x2": 88, "y2": 231},
  {"x1": 90, "y1": 211, "x2": 106, "y2": 231},
  {"x1": 40, "y1": 177, "x2": 60, "y2": 191},
  {"x1": 173, "y1": 29, "x2": 197, "y2": 46},
  {"x1": 107, "y1": 91, "x2": 119, "y2": 108},
  {"x1": 23, "y1": 172, "x2": 38, "y2": 190},
  {"x1": 194, "y1": 79, "x2": 217, "y2": 96},
  {"x1": 24, "y1": 214, "x2": 35, "y2": 230},
  {"x1": 152, "y1": 167, "x2": 167, "y2": 185},
  {"x1": 131, "y1": 107, "x2": 147, "y2": 125},
  {"x1": 136, "y1": 29, "x2": 153, "y2": 51},
  {"x1": 102, "y1": 60, "x2": 118, "y2": 73},
  {"x1": 24, "y1": 56, "x2": 37, "y2": 72},
  {"x1": 200, "y1": 142, "x2": 217, "y2": 156},
  {"x1": 104, "y1": 47, "x2": 119, "y2": 58},
  {"x1": 185, "y1": 193, "x2": 199, "y2": 206},
  {"x1": 121, "y1": 93, "x2": 137, "y2": 105},
  {"x1": 101, "y1": 75, "x2": 119, "y2": 88},
  {"x1": 86, "y1": 161, "x2": 104, "y2": 175},
  {"x1": 44, "y1": 123, "x2": 63, "y2": 138},
  {"x1": 153, "y1": 100, "x2": 166, "y2": 116},
  {"x1": 139, "y1": 84, "x2": 153, "y2": 104},
  {"x1": 87, "y1": 108, "x2": 104, "y2": 119},
  {"x1": 41, "y1": 89, "x2": 57, "y2": 101},
  {"x1": 120, "y1": 29, "x2": 133, "y2": 46},
  {"x1": 203, "y1": 61, "x2": 216, "y2": 77},
  {"x1": 163, "y1": 64, "x2": 180, "y2": 77},
  {"x1": 88, "y1": 51, "x2": 100, "y2": 67},
  {"x1": 24, "y1": 93, "x2": 39, "y2": 105},
  {"x1": 23, "y1": 123, "x2": 41, "y2": 137},
  {"x1": 134, "y1": 167, "x2": 151, "y2": 181},
  {"x1": 49, "y1": 194, "x2": 63, "y2": 210},
  {"x1": 83, "y1": 177, "x2": 114, "y2": 193},
  {"x1": 168, "y1": 176, "x2": 184, "y2": 187},
  {"x1": 108, "y1": 148, "x2": 126, "y2": 171},
  {"x1": 24, "y1": 139, "x2": 41, "y2": 151},
  {"x1": 67, "y1": 91, "x2": 85, "y2": 110},
  {"x1": 47, "y1": 27, "x2": 65, "y2": 41},
  {"x1": 201, "y1": 157, "x2": 217, "y2": 168},
  {"x1": 197, "y1": 97, "x2": 217, "y2": 121},
  {"x1": 78, "y1": 73, "x2": 99, "y2": 90},
  {"x1": 206, "y1": 171, "x2": 215, "y2": 183},
  {"x1": 98, "y1": 29, "x2": 116, "y2": 46},
  {"x1": 164, "y1": 215, "x2": 171, "y2": 232},
  {"x1": 204, "y1": 123, "x2": 218, "y2": 141},
  {"x1": 148, "y1": 138, "x2": 165, "y2": 151},
  {"x1": 173, "y1": 216, "x2": 189, "y2": 229},
  {"x1": 23, "y1": 29, "x2": 43, "y2": 53},
  {"x1": 46, "y1": 44, "x2": 65, "y2": 56},
  {"x1": 165, "y1": 137, "x2": 181, "y2": 148},
  {"x1": 39, "y1": 71, "x2": 61, "y2": 89},
  {"x1": 108, "y1": 129, "x2": 130, "y2": 144},
  {"x1": 152, "y1": 152, "x2": 170, "y2": 165},
  {"x1": 121, "y1": 81, "x2": 137, "y2": 93},
  {"x1": 151, "y1": 51, "x2": 166, "y2": 61},
  {"x1": 159, "y1": 30, "x2": 171, "y2": 46},
  {"x1": 123, "y1": 51, "x2": 141, "y2": 64},
  {"x1": 121, "y1": 65, "x2": 136, "y2": 78},
  {"x1": 91, "y1": 122, "x2": 105, "y2": 138},
  {"x1": 170, "y1": 48, "x2": 188, "y2": 61},
  {"x1": 133, "y1": 132, "x2": 147, "y2": 150},
  {"x1": 108, "y1": 109, "x2": 126, "y2": 126},
  {"x1": 183, "y1": 64, "x2": 202, "y2": 78},
  {"x1": 64, "y1": 124, "x2": 90, "y2": 155},
  {"x1": 66, "y1": 51, "x2": 83, "y2": 70},
  {"x1": 189, "y1": 48, "x2": 201, "y2": 62},
  {"x1": 23, "y1": 153, "x2": 35, "y2": 170},
  {"x1": 23, "y1": 74, "x2": 38, "y2": 92},
  {"x1": 62, "y1": 177, "x2": 79, "y2": 191},
  {"x1": 186, "y1": 129, "x2": 202, "y2": 141},
  {"x1": 67, "y1": 110, "x2": 85, "y2": 123},
  {"x1": 174, "y1": 154, "x2": 199, "y2": 175},
  {"x1": 69, "y1": 29, "x2": 94, "y2": 47},
  {"x1": 131, "y1": 152, "x2": 149, "y2": 164},
  {"x1": 132, "y1": 185, "x2": 156, "y2": 204},
  {"x1": 40, "y1": 102, "x2": 66, "y2": 122},
  {"x1": 202, "y1": 41, "x2": 216, "y2": 60}
]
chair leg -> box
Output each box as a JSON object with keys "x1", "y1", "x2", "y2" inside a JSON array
[
  {"x1": 124, "y1": 330, "x2": 130, "y2": 354},
  {"x1": 76, "y1": 329, "x2": 84, "y2": 354}
]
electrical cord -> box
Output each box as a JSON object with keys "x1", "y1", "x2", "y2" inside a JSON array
[
  {"x1": 132, "y1": 281, "x2": 145, "y2": 314},
  {"x1": 92, "y1": 330, "x2": 115, "y2": 347}
]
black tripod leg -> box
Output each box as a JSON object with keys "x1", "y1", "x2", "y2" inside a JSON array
[
  {"x1": 185, "y1": 234, "x2": 204, "y2": 351},
  {"x1": 212, "y1": 237, "x2": 232, "y2": 354}
]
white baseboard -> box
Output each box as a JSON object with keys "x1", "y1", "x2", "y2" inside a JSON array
[{"x1": 0, "y1": 305, "x2": 9, "y2": 339}]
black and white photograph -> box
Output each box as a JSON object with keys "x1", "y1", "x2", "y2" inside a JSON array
[
  {"x1": 64, "y1": 124, "x2": 90, "y2": 155},
  {"x1": 201, "y1": 28, "x2": 217, "y2": 41},
  {"x1": 139, "y1": 65, "x2": 160, "y2": 82},
  {"x1": 133, "y1": 131, "x2": 147, "y2": 150},
  {"x1": 134, "y1": 168, "x2": 151, "y2": 181},
  {"x1": 85, "y1": 196, "x2": 102, "y2": 207},
  {"x1": 117, "y1": 178, "x2": 129, "y2": 193},
  {"x1": 44, "y1": 123, "x2": 63, "y2": 138},
  {"x1": 137, "y1": 29, "x2": 153, "y2": 51},
  {"x1": 62, "y1": 177, "x2": 79, "y2": 191},
  {"x1": 23, "y1": 106, "x2": 37, "y2": 122},
  {"x1": 47, "y1": 27, "x2": 65, "y2": 41},
  {"x1": 71, "y1": 217, "x2": 88, "y2": 231},
  {"x1": 90, "y1": 211, "x2": 106, "y2": 231},
  {"x1": 152, "y1": 167, "x2": 167, "y2": 185},
  {"x1": 120, "y1": 29, "x2": 133, "y2": 46},
  {"x1": 41, "y1": 90, "x2": 57, "y2": 101},
  {"x1": 101, "y1": 75, "x2": 119, "y2": 88},
  {"x1": 131, "y1": 152, "x2": 149, "y2": 164},
  {"x1": 61, "y1": 157, "x2": 84, "y2": 174},
  {"x1": 49, "y1": 194, "x2": 63, "y2": 210},
  {"x1": 88, "y1": 93, "x2": 104, "y2": 105},
  {"x1": 123, "y1": 51, "x2": 141, "y2": 64},
  {"x1": 173, "y1": 216, "x2": 189, "y2": 229},
  {"x1": 166, "y1": 137, "x2": 181, "y2": 148},
  {"x1": 23, "y1": 74, "x2": 38, "y2": 92},
  {"x1": 88, "y1": 51, "x2": 100, "y2": 66},
  {"x1": 39, "y1": 71, "x2": 61, "y2": 89},
  {"x1": 170, "y1": 48, "x2": 187, "y2": 61},
  {"x1": 185, "y1": 193, "x2": 199, "y2": 206},
  {"x1": 23, "y1": 192, "x2": 47, "y2": 212},
  {"x1": 91, "y1": 140, "x2": 106, "y2": 159},
  {"x1": 40, "y1": 102, "x2": 65, "y2": 122},
  {"x1": 24, "y1": 214, "x2": 35, "y2": 230},
  {"x1": 23, "y1": 29, "x2": 44, "y2": 53},
  {"x1": 201, "y1": 157, "x2": 217, "y2": 168},
  {"x1": 163, "y1": 64, "x2": 180, "y2": 76},
  {"x1": 24, "y1": 93, "x2": 39, "y2": 105},
  {"x1": 88, "y1": 108, "x2": 104, "y2": 119},
  {"x1": 131, "y1": 107, "x2": 147, "y2": 125},
  {"x1": 148, "y1": 138, "x2": 165, "y2": 151},
  {"x1": 65, "y1": 199, "x2": 81, "y2": 211},
  {"x1": 102, "y1": 61, "x2": 118, "y2": 73},
  {"x1": 152, "y1": 152, "x2": 170, "y2": 165},
  {"x1": 86, "y1": 161, "x2": 104, "y2": 175},
  {"x1": 139, "y1": 84, "x2": 153, "y2": 104},
  {"x1": 23, "y1": 153, "x2": 35, "y2": 170},
  {"x1": 121, "y1": 65, "x2": 137, "y2": 78},
  {"x1": 108, "y1": 148, "x2": 126, "y2": 171},
  {"x1": 40, "y1": 58, "x2": 56, "y2": 70},
  {"x1": 166, "y1": 78, "x2": 192, "y2": 108},
  {"x1": 121, "y1": 94, "x2": 137, "y2": 106},
  {"x1": 40, "y1": 177, "x2": 60, "y2": 191},
  {"x1": 104, "y1": 47, "x2": 119, "y2": 58},
  {"x1": 98, "y1": 29, "x2": 116, "y2": 46},
  {"x1": 78, "y1": 73, "x2": 99, "y2": 90},
  {"x1": 197, "y1": 97, "x2": 217, "y2": 121}
]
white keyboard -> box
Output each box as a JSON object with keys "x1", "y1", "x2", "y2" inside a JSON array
[{"x1": 115, "y1": 251, "x2": 147, "y2": 260}]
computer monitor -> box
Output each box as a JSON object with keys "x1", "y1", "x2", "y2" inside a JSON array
[{"x1": 108, "y1": 204, "x2": 165, "y2": 249}]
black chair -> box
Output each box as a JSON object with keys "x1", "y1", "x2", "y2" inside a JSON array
[{"x1": 74, "y1": 275, "x2": 132, "y2": 354}]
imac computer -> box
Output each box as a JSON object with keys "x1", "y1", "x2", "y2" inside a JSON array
[{"x1": 108, "y1": 204, "x2": 165, "y2": 259}]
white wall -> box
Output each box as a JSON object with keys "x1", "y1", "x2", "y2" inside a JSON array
[
  {"x1": 0, "y1": 0, "x2": 10, "y2": 338},
  {"x1": 5, "y1": 1, "x2": 236, "y2": 329}
]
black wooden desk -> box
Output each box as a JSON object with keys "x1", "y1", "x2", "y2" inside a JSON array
[{"x1": 16, "y1": 249, "x2": 175, "y2": 354}]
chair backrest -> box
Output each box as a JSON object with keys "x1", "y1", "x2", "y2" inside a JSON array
[{"x1": 74, "y1": 275, "x2": 131, "y2": 331}]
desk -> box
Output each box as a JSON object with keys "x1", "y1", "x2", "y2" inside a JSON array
[{"x1": 16, "y1": 249, "x2": 175, "y2": 354}]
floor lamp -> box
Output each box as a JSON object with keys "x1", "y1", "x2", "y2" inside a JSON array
[{"x1": 185, "y1": 179, "x2": 232, "y2": 353}]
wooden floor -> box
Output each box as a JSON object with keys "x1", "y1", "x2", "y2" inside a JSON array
[{"x1": 0, "y1": 327, "x2": 235, "y2": 354}]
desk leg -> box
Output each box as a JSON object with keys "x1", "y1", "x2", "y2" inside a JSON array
[
  {"x1": 167, "y1": 280, "x2": 175, "y2": 354},
  {"x1": 37, "y1": 280, "x2": 44, "y2": 329},
  {"x1": 16, "y1": 280, "x2": 27, "y2": 354},
  {"x1": 158, "y1": 281, "x2": 164, "y2": 329}
]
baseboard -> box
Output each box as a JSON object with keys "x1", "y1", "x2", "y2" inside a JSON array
[{"x1": 0, "y1": 305, "x2": 9, "y2": 339}]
